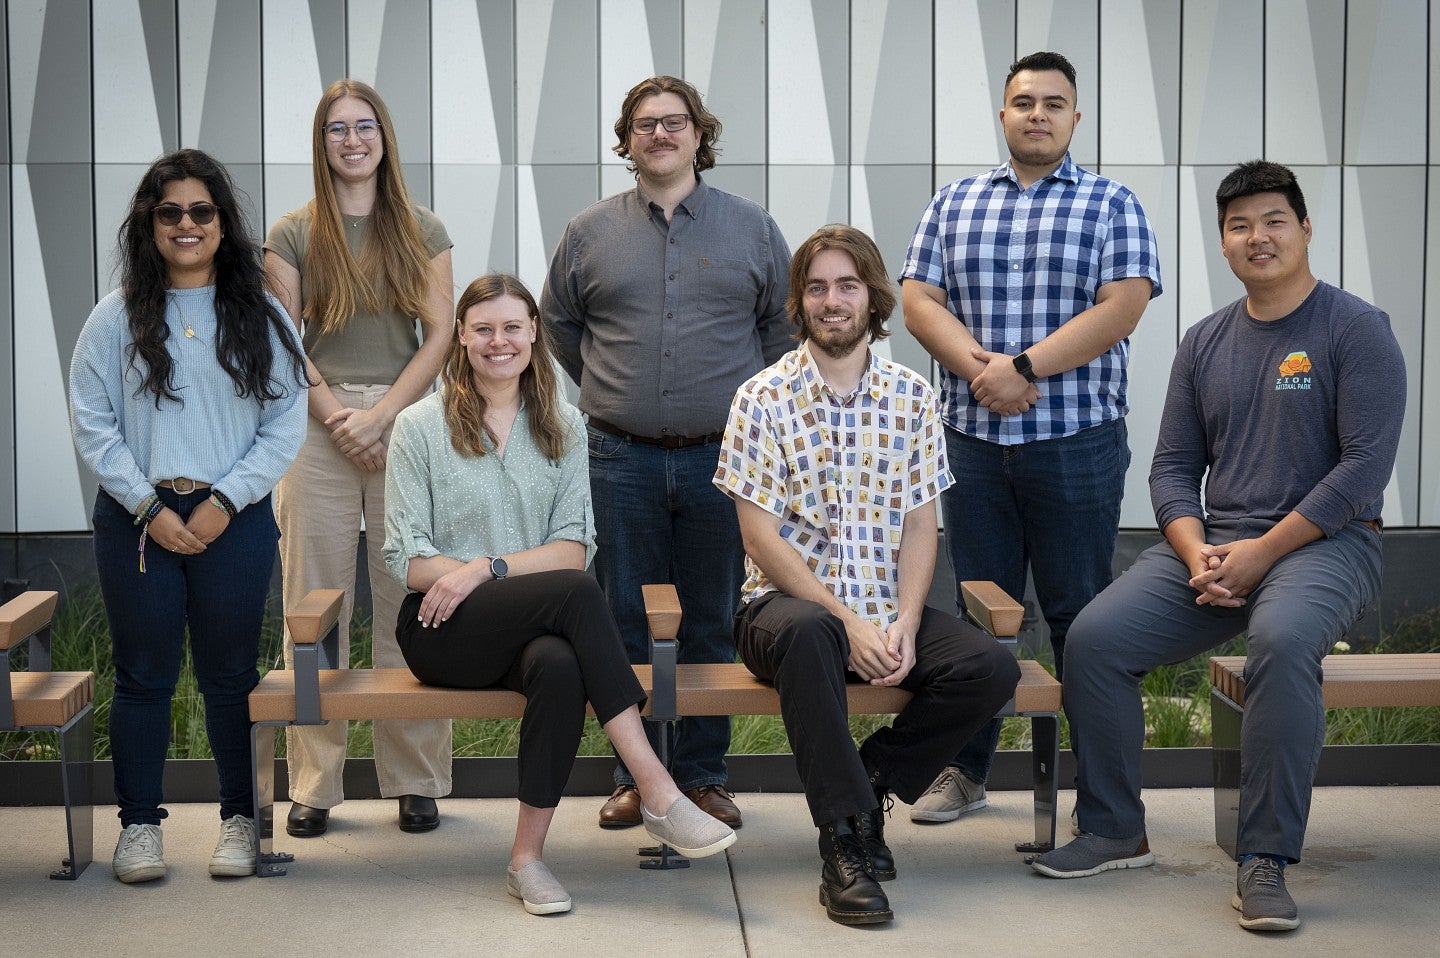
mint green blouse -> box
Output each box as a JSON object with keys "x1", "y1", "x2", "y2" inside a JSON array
[{"x1": 383, "y1": 391, "x2": 596, "y2": 590}]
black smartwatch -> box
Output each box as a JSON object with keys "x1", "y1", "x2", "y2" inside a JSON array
[
  {"x1": 488, "y1": 556, "x2": 509, "y2": 580},
  {"x1": 1012, "y1": 351, "x2": 1038, "y2": 383}
]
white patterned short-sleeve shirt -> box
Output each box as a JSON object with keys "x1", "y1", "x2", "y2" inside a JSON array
[{"x1": 714, "y1": 343, "x2": 952, "y2": 628}]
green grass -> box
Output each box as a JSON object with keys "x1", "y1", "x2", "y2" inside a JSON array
[{"x1": 5, "y1": 584, "x2": 1439, "y2": 760}]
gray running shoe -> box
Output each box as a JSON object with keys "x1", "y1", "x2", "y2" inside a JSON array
[
  {"x1": 1232, "y1": 856, "x2": 1299, "y2": 932},
  {"x1": 910, "y1": 767, "x2": 988, "y2": 823},
  {"x1": 1030, "y1": 831, "x2": 1155, "y2": 878},
  {"x1": 507, "y1": 860, "x2": 572, "y2": 915},
  {"x1": 113, "y1": 823, "x2": 166, "y2": 884}
]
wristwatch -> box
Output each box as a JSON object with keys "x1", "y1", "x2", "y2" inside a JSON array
[
  {"x1": 488, "y1": 556, "x2": 509, "y2": 580},
  {"x1": 1012, "y1": 351, "x2": 1038, "y2": 383}
]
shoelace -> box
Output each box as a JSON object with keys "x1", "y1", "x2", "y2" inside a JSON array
[
  {"x1": 1245, "y1": 857, "x2": 1284, "y2": 889},
  {"x1": 923, "y1": 768, "x2": 960, "y2": 795},
  {"x1": 217, "y1": 820, "x2": 253, "y2": 849},
  {"x1": 120, "y1": 826, "x2": 160, "y2": 855},
  {"x1": 834, "y1": 834, "x2": 870, "y2": 878}
]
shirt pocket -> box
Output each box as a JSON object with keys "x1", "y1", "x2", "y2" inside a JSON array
[{"x1": 693, "y1": 257, "x2": 757, "y2": 318}]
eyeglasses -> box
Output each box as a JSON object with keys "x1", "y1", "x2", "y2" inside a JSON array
[
  {"x1": 323, "y1": 120, "x2": 381, "y2": 141},
  {"x1": 629, "y1": 113, "x2": 692, "y2": 136},
  {"x1": 152, "y1": 202, "x2": 218, "y2": 227}
]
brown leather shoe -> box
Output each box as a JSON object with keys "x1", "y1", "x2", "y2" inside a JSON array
[
  {"x1": 598, "y1": 785, "x2": 643, "y2": 829},
  {"x1": 685, "y1": 785, "x2": 742, "y2": 827}
]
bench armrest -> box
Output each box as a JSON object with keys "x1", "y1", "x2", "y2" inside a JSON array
[
  {"x1": 1, "y1": 590, "x2": 60, "y2": 728},
  {"x1": 960, "y1": 581, "x2": 1024, "y2": 639},
  {"x1": 642, "y1": 584, "x2": 681, "y2": 722},
  {"x1": 285, "y1": 588, "x2": 345, "y2": 725}
]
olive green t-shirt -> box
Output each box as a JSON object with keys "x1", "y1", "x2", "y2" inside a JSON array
[{"x1": 264, "y1": 204, "x2": 452, "y2": 385}]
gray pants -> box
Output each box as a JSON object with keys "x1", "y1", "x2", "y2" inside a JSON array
[{"x1": 1064, "y1": 518, "x2": 1382, "y2": 862}]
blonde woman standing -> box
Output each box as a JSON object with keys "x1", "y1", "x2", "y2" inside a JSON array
[{"x1": 264, "y1": 79, "x2": 455, "y2": 837}]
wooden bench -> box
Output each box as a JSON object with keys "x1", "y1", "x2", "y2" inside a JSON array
[
  {"x1": 1209, "y1": 653, "x2": 1440, "y2": 856},
  {"x1": 249, "y1": 583, "x2": 1062, "y2": 876},
  {"x1": 1, "y1": 590, "x2": 95, "y2": 880}
]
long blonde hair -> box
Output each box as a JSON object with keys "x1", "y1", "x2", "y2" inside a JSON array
[
  {"x1": 304, "y1": 79, "x2": 434, "y2": 334},
  {"x1": 443, "y1": 275, "x2": 567, "y2": 461}
]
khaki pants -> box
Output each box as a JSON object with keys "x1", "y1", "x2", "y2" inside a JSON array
[{"x1": 276, "y1": 383, "x2": 452, "y2": 808}]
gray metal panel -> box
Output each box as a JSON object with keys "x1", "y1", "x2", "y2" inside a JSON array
[
  {"x1": 1098, "y1": 165, "x2": 1179, "y2": 529},
  {"x1": 685, "y1": 0, "x2": 767, "y2": 165},
  {"x1": 353, "y1": 0, "x2": 432, "y2": 165},
  {"x1": 850, "y1": 164, "x2": 935, "y2": 376},
  {"x1": 1343, "y1": 0, "x2": 1428, "y2": 165},
  {"x1": 94, "y1": 0, "x2": 177, "y2": 163},
  {"x1": 0, "y1": 165, "x2": 11, "y2": 531},
  {"x1": 1177, "y1": 166, "x2": 1243, "y2": 333},
  {"x1": 1099, "y1": 0, "x2": 1179, "y2": 165},
  {"x1": 934, "y1": 0, "x2": 1014, "y2": 167},
  {"x1": 852, "y1": 0, "x2": 931, "y2": 165},
  {"x1": 600, "y1": 0, "x2": 681, "y2": 169},
  {"x1": 93, "y1": 165, "x2": 148, "y2": 300},
  {"x1": 432, "y1": 0, "x2": 513, "y2": 165},
  {"x1": 0, "y1": 14, "x2": 8, "y2": 165},
  {"x1": 1342, "y1": 167, "x2": 1425, "y2": 526},
  {"x1": 698, "y1": 165, "x2": 767, "y2": 209},
  {"x1": 13, "y1": 165, "x2": 94, "y2": 532},
  {"x1": 180, "y1": 0, "x2": 262, "y2": 163},
  {"x1": 1264, "y1": 0, "x2": 1343, "y2": 165},
  {"x1": 261, "y1": 0, "x2": 346, "y2": 165},
  {"x1": 1179, "y1": 0, "x2": 1262, "y2": 164},
  {"x1": 517, "y1": 1, "x2": 599, "y2": 164},
  {"x1": 517, "y1": 164, "x2": 600, "y2": 294},
  {"x1": 768, "y1": 166, "x2": 848, "y2": 257},
  {"x1": 1422, "y1": 167, "x2": 1440, "y2": 523},
  {"x1": 9, "y1": 0, "x2": 92, "y2": 163},
  {"x1": 433, "y1": 164, "x2": 517, "y2": 285},
  {"x1": 769, "y1": 0, "x2": 849, "y2": 165},
  {"x1": 262, "y1": 165, "x2": 317, "y2": 238},
  {"x1": 1015, "y1": 0, "x2": 1097, "y2": 168}
]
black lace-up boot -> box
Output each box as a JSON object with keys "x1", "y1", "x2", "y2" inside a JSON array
[{"x1": 817, "y1": 818, "x2": 893, "y2": 925}]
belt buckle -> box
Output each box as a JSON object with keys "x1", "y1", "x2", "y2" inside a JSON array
[{"x1": 170, "y1": 477, "x2": 199, "y2": 494}]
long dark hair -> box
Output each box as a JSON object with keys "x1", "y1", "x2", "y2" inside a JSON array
[{"x1": 118, "y1": 148, "x2": 308, "y2": 406}]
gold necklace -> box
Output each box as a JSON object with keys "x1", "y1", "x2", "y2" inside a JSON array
[{"x1": 172, "y1": 294, "x2": 196, "y2": 338}]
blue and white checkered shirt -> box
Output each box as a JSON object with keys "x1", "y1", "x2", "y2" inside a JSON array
[{"x1": 901, "y1": 154, "x2": 1162, "y2": 445}]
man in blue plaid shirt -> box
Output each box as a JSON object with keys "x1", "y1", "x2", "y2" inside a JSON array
[{"x1": 900, "y1": 51, "x2": 1162, "y2": 822}]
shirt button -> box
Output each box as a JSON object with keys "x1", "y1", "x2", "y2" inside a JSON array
[
  {"x1": 669, "y1": 238, "x2": 676, "y2": 244},
  {"x1": 667, "y1": 312, "x2": 673, "y2": 319},
  {"x1": 668, "y1": 273, "x2": 675, "y2": 280},
  {"x1": 1012, "y1": 263, "x2": 1020, "y2": 269},
  {"x1": 664, "y1": 349, "x2": 672, "y2": 357},
  {"x1": 662, "y1": 389, "x2": 671, "y2": 396}
]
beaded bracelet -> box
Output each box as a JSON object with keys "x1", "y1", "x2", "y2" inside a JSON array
[
  {"x1": 209, "y1": 489, "x2": 238, "y2": 517},
  {"x1": 136, "y1": 499, "x2": 164, "y2": 573},
  {"x1": 132, "y1": 494, "x2": 161, "y2": 526}
]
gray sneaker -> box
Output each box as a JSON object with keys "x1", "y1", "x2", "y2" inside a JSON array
[
  {"x1": 1232, "y1": 856, "x2": 1299, "y2": 932},
  {"x1": 113, "y1": 823, "x2": 166, "y2": 884},
  {"x1": 209, "y1": 815, "x2": 258, "y2": 877},
  {"x1": 910, "y1": 767, "x2": 987, "y2": 823},
  {"x1": 641, "y1": 795, "x2": 736, "y2": 858},
  {"x1": 1030, "y1": 831, "x2": 1155, "y2": 878},
  {"x1": 507, "y1": 860, "x2": 572, "y2": 915}
]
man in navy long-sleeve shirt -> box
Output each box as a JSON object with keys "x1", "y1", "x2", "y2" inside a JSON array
[{"x1": 1028, "y1": 161, "x2": 1406, "y2": 935}]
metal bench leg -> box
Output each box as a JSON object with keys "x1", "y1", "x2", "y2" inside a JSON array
[
  {"x1": 1211, "y1": 689, "x2": 1242, "y2": 858},
  {"x1": 1017, "y1": 713, "x2": 1058, "y2": 854},
  {"x1": 52, "y1": 705, "x2": 95, "y2": 880},
  {"x1": 251, "y1": 721, "x2": 294, "y2": 877},
  {"x1": 638, "y1": 718, "x2": 689, "y2": 870}
]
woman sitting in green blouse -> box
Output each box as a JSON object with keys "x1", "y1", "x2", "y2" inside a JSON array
[{"x1": 383, "y1": 274, "x2": 735, "y2": 916}]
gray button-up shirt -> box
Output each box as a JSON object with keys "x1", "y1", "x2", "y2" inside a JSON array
[{"x1": 541, "y1": 176, "x2": 793, "y2": 438}]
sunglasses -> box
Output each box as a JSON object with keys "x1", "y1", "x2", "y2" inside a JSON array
[{"x1": 152, "y1": 202, "x2": 218, "y2": 227}]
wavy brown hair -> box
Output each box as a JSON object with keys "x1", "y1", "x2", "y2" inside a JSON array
[
  {"x1": 442, "y1": 275, "x2": 567, "y2": 461},
  {"x1": 611, "y1": 75, "x2": 721, "y2": 174},
  {"x1": 303, "y1": 79, "x2": 434, "y2": 334},
  {"x1": 786, "y1": 224, "x2": 895, "y2": 344}
]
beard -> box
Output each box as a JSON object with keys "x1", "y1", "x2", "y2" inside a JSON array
[{"x1": 804, "y1": 314, "x2": 869, "y2": 359}]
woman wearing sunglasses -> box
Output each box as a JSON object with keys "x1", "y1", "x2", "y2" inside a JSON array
[
  {"x1": 264, "y1": 80, "x2": 455, "y2": 839},
  {"x1": 69, "y1": 149, "x2": 308, "y2": 882},
  {"x1": 384, "y1": 274, "x2": 735, "y2": 915}
]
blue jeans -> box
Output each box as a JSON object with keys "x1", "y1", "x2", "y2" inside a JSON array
[
  {"x1": 93, "y1": 488, "x2": 277, "y2": 826},
  {"x1": 587, "y1": 428, "x2": 738, "y2": 790},
  {"x1": 941, "y1": 418, "x2": 1129, "y2": 783},
  {"x1": 1064, "y1": 519, "x2": 1381, "y2": 860}
]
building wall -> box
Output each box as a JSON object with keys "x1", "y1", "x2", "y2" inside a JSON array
[{"x1": 5, "y1": 0, "x2": 1438, "y2": 533}]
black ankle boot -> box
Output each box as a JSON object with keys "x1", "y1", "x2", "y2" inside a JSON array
[
  {"x1": 818, "y1": 818, "x2": 893, "y2": 925},
  {"x1": 853, "y1": 800, "x2": 896, "y2": 881}
]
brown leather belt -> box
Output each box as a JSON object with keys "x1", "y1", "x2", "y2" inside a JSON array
[
  {"x1": 586, "y1": 416, "x2": 722, "y2": 449},
  {"x1": 157, "y1": 478, "x2": 211, "y2": 493}
]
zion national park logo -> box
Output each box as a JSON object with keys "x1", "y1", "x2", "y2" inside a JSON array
[{"x1": 1275, "y1": 351, "x2": 1313, "y2": 391}]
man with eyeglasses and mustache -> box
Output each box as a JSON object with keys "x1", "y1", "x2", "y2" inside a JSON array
[{"x1": 542, "y1": 76, "x2": 792, "y2": 832}]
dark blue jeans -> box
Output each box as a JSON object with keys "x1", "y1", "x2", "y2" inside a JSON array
[
  {"x1": 587, "y1": 428, "x2": 738, "y2": 790},
  {"x1": 941, "y1": 418, "x2": 1129, "y2": 783},
  {"x1": 93, "y1": 488, "x2": 276, "y2": 826}
]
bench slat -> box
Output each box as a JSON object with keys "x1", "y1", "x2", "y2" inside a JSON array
[
  {"x1": 0, "y1": 591, "x2": 58, "y2": 651},
  {"x1": 960, "y1": 581, "x2": 1024, "y2": 637},
  {"x1": 285, "y1": 589, "x2": 344, "y2": 646},
  {"x1": 1210, "y1": 654, "x2": 1440, "y2": 709},
  {"x1": 249, "y1": 660, "x2": 1061, "y2": 722},
  {"x1": 8, "y1": 671, "x2": 94, "y2": 727}
]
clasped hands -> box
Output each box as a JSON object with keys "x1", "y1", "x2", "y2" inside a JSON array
[
  {"x1": 845, "y1": 610, "x2": 918, "y2": 687},
  {"x1": 327, "y1": 406, "x2": 388, "y2": 472},
  {"x1": 1187, "y1": 538, "x2": 1276, "y2": 607},
  {"x1": 969, "y1": 347, "x2": 1041, "y2": 416},
  {"x1": 147, "y1": 501, "x2": 230, "y2": 555}
]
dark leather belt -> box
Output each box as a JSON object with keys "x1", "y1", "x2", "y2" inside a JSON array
[
  {"x1": 587, "y1": 416, "x2": 722, "y2": 449},
  {"x1": 157, "y1": 478, "x2": 211, "y2": 493}
]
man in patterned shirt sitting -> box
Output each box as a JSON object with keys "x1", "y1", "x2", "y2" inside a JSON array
[{"x1": 714, "y1": 224, "x2": 1020, "y2": 927}]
